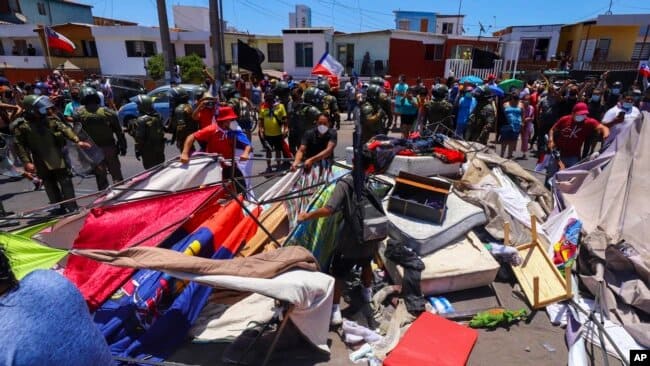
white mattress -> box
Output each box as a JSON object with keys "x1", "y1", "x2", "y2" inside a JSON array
[
  {"x1": 345, "y1": 146, "x2": 461, "y2": 177},
  {"x1": 379, "y1": 232, "x2": 500, "y2": 296},
  {"x1": 384, "y1": 191, "x2": 487, "y2": 256}
]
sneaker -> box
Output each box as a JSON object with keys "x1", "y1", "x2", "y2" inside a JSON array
[{"x1": 331, "y1": 308, "x2": 343, "y2": 326}]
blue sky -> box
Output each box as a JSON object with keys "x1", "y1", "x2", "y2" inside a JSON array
[{"x1": 82, "y1": 0, "x2": 650, "y2": 35}]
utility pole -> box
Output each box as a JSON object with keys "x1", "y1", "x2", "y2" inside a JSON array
[
  {"x1": 156, "y1": 0, "x2": 174, "y2": 83},
  {"x1": 209, "y1": 0, "x2": 223, "y2": 84}
]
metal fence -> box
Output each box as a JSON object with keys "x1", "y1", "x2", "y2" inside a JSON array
[{"x1": 444, "y1": 59, "x2": 504, "y2": 79}]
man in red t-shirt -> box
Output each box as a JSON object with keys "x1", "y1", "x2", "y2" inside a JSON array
[
  {"x1": 547, "y1": 102, "x2": 609, "y2": 177},
  {"x1": 181, "y1": 106, "x2": 251, "y2": 193},
  {"x1": 192, "y1": 96, "x2": 218, "y2": 129}
]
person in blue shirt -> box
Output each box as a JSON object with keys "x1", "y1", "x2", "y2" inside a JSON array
[
  {"x1": 398, "y1": 87, "x2": 419, "y2": 138},
  {"x1": 500, "y1": 93, "x2": 524, "y2": 159},
  {"x1": 455, "y1": 85, "x2": 477, "y2": 138},
  {"x1": 392, "y1": 75, "x2": 408, "y2": 131},
  {"x1": 0, "y1": 246, "x2": 113, "y2": 365},
  {"x1": 63, "y1": 85, "x2": 81, "y2": 123}
]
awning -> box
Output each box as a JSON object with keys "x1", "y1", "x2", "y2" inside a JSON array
[{"x1": 56, "y1": 59, "x2": 81, "y2": 70}]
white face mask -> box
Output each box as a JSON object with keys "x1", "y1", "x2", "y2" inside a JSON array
[
  {"x1": 229, "y1": 121, "x2": 240, "y2": 131},
  {"x1": 574, "y1": 114, "x2": 586, "y2": 122},
  {"x1": 317, "y1": 125, "x2": 328, "y2": 134}
]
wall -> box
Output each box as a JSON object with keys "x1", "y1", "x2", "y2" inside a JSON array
[
  {"x1": 35, "y1": 24, "x2": 100, "y2": 70},
  {"x1": 333, "y1": 32, "x2": 390, "y2": 75},
  {"x1": 251, "y1": 36, "x2": 284, "y2": 70},
  {"x1": 389, "y1": 38, "x2": 445, "y2": 82},
  {"x1": 0, "y1": 24, "x2": 44, "y2": 57},
  {"x1": 172, "y1": 31, "x2": 213, "y2": 68},
  {"x1": 394, "y1": 11, "x2": 436, "y2": 33},
  {"x1": 282, "y1": 30, "x2": 333, "y2": 78},
  {"x1": 444, "y1": 37, "x2": 499, "y2": 58},
  {"x1": 19, "y1": 0, "x2": 93, "y2": 25},
  {"x1": 435, "y1": 17, "x2": 463, "y2": 35},
  {"x1": 93, "y1": 26, "x2": 162, "y2": 76},
  {"x1": 173, "y1": 5, "x2": 211, "y2": 32},
  {"x1": 499, "y1": 26, "x2": 562, "y2": 61},
  {"x1": 558, "y1": 24, "x2": 639, "y2": 61}
]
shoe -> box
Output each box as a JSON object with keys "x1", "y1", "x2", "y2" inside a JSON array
[
  {"x1": 344, "y1": 333, "x2": 364, "y2": 344},
  {"x1": 331, "y1": 308, "x2": 343, "y2": 327},
  {"x1": 32, "y1": 178, "x2": 43, "y2": 191},
  {"x1": 264, "y1": 166, "x2": 274, "y2": 174}
]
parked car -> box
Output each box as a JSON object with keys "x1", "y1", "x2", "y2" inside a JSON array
[
  {"x1": 117, "y1": 84, "x2": 201, "y2": 128},
  {"x1": 107, "y1": 77, "x2": 146, "y2": 108}
]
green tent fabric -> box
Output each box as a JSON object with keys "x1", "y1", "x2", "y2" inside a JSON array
[
  {"x1": 0, "y1": 231, "x2": 67, "y2": 280},
  {"x1": 498, "y1": 79, "x2": 524, "y2": 92},
  {"x1": 10, "y1": 219, "x2": 58, "y2": 238}
]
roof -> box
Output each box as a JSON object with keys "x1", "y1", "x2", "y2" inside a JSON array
[
  {"x1": 282, "y1": 27, "x2": 334, "y2": 34},
  {"x1": 60, "y1": 0, "x2": 93, "y2": 8},
  {"x1": 93, "y1": 16, "x2": 137, "y2": 26}
]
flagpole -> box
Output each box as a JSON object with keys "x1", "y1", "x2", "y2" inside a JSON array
[{"x1": 43, "y1": 26, "x2": 53, "y2": 71}]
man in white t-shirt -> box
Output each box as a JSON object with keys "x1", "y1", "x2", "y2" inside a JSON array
[{"x1": 601, "y1": 92, "x2": 643, "y2": 146}]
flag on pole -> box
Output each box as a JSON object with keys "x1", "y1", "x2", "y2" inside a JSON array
[
  {"x1": 311, "y1": 52, "x2": 344, "y2": 77},
  {"x1": 44, "y1": 26, "x2": 76, "y2": 53}
]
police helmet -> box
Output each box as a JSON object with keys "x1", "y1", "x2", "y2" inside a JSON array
[
  {"x1": 169, "y1": 86, "x2": 189, "y2": 103},
  {"x1": 80, "y1": 86, "x2": 100, "y2": 105},
  {"x1": 221, "y1": 82, "x2": 237, "y2": 99},
  {"x1": 431, "y1": 84, "x2": 449, "y2": 99},
  {"x1": 366, "y1": 84, "x2": 382, "y2": 102},
  {"x1": 134, "y1": 94, "x2": 154, "y2": 114},
  {"x1": 369, "y1": 76, "x2": 384, "y2": 86},
  {"x1": 303, "y1": 87, "x2": 325, "y2": 105},
  {"x1": 316, "y1": 80, "x2": 331, "y2": 93}
]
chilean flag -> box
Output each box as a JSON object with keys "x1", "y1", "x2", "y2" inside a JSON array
[
  {"x1": 45, "y1": 26, "x2": 76, "y2": 53},
  {"x1": 640, "y1": 63, "x2": 650, "y2": 78},
  {"x1": 311, "y1": 52, "x2": 344, "y2": 77}
]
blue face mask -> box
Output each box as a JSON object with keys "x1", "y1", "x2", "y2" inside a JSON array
[
  {"x1": 622, "y1": 102, "x2": 633, "y2": 110},
  {"x1": 612, "y1": 88, "x2": 621, "y2": 95},
  {"x1": 591, "y1": 95, "x2": 601, "y2": 102}
]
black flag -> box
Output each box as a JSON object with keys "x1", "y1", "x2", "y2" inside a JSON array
[
  {"x1": 237, "y1": 39, "x2": 264, "y2": 79},
  {"x1": 472, "y1": 48, "x2": 499, "y2": 69}
]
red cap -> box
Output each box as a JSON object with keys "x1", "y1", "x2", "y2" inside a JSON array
[
  {"x1": 487, "y1": 74, "x2": 496, "y2": 80},
  {"x1": 572, "y1": 102, "x2": 589, "y2": 115},
  {"x1": 215, "y1": 106, "x2": 238, "y2": 122}
]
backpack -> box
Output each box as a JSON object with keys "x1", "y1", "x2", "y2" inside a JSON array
[
  {"x1": 340, "y1": 176, "x2": 389, "y2": 244},
  {"x1": 230, "y1": 97, "x2": 255, "y2": 131}
]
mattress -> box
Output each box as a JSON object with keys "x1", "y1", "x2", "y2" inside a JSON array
[
  {"x1": 379, "y1": 231, "x2": 500, "y2": 296},
  {"x1": 384, "y1": 191, "x2": 487, "y2": 256},
  {"x1": 345, "y1": 146, "x2": 461, "y2": 177}
]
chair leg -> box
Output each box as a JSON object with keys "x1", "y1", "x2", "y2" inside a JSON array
[{"x1": 261, "y1": 305, "x2": 295, "y2": 366}]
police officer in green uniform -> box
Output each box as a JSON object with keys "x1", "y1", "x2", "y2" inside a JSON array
[
  {"x1": 74, "y1": 87, "x2": 126, "y2": 190},
  {"x1": 221, "y1": 82, "x2": 255, "y2": 140},
  {"x1": 317, "y1": 80, "x2": 340, "y2": 130},
  {"x1": 13, "y1": 95, "x2": 91, "y2": 213},
  {"x1": 424, "y1": 84, "x2": 454, "y2": 135},
  {"x1": 273, "y1": 80, "x2": 292, "y2": 111},
  {"x1": 290, "y1": 87, "x2": 323, "y2": 154},
  {"x1": 131, "y1": 94, "x2": 165, "y2": 169},
  {"x1": 168, "y1": 86, "x2": 197, "y2": 153},
  {"x1": 359, "y1": 84, "x2": 387, "y2": 144},
  {"x1": 369, "y1": 76, "x2": 393, "y2": 129},
  {"x1": 465, "y1": 86, "x2": 496, "y2": 144}
]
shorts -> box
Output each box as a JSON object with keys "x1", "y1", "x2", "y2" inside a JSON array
[
  {"x1": 329, "y1": 252, "x2": 372, "y2": 278},
  {"x1": 264, "y1": 135, "x2": 284, "y2": 152}
]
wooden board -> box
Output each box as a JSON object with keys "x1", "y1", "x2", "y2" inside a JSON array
[
  {"x1": 236, "y1": 203, "x2": 289, "y2": 257},
  {"x1": 394, "y1": 177, "x2": 450, "y2": 195}
]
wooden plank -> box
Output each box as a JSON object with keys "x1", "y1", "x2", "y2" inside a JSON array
[
  {"x1": 395, "y1": 177, "x2": 450, "y2": 195},
  {"x1": 533, "y1": 277, "x2": 540, "y2": 308},
  {"x1": 504, "y1": 222, "x2": 511, "y2": 246}
]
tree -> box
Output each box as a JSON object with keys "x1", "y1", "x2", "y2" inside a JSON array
[
  {"x1": 176, "y1": 54, "x2": 205, "y2": 84},
  {"x1": 147, "y1": 54, "x2": 164, "y2": 81}
]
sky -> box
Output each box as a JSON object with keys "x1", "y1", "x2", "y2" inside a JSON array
[{"x1": 81, "y1": 0, "x2": 650, "y2": 35}]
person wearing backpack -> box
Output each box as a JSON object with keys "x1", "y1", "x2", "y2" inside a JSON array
[{"x1": 297, "y1": 149, "x2": 387, "y2": 326}]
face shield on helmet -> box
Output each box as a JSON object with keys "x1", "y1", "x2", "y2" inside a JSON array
[{"x1": 34, "y1": 95, "x2": 54, "y2": 115}]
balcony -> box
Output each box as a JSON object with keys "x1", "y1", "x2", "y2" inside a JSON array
[
  {"x1": 344, "y1": 59, "x2": 390, "y2": 77},
  {"x1": 0, "y1": 55, "x2": 48, "y2": 69}
]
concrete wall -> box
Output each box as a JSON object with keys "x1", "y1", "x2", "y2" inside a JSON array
[
  {"x1": 333, "y1": 33, "x2": 390, "y2": 63},
  {"x1": 498, "y1": 26, "x2": 562, "y2": 61},
  {"x1": 435, "y1": 17, "x2": 464, "y2": 35},
  {"x1": 173, "y1": 5, "x2": 211, "y2": 32},
  {"x1": 19, "y1": 0, "x2": 93, "y2": 25},
  {"x1": 282, "y1": 30, "x2": 333, "y2": 78},
  {"x1": 0, "y1": 24, "x2": 44, "y2": 57},
  {"x1": 558, "y1": 24, "x2": 640, "y2": 61},
  {"x1": 93, "y1": 26, "x2": 162, "y2": 76}
]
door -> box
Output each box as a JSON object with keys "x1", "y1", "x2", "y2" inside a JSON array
[{"x1": 420, "y1": 19, "x2": 429, "y2": 32}]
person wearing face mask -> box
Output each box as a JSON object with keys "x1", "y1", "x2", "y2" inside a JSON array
[
  {"x1": 291, "y1": 113, "x2": 337, "y2": 172},
  {"x1": 180, "y1": 106, "x2": 251, "y2": 193},
  {"x1": 13, "y1": 95, "x2": 91, "y2": 213},
  {"x1": 63, "y1": 86, "x2": 81, "y2": 123},
  {"x1": 392, "y1": 75, "x2": 408, "y2": 131},
  {"x1": 601, "y1": 92, "x2": 642, "y2": 146},
  {"x1": 639, "y1": 89, "x2": 650, "y2": 113},
  {"x1": 605, "y1": 81, "x2": 623, "y2": 109},
  {"x1": 456, "y1": 85, "x2": 478, "y2": 138},
  {"x1": 547, "y1": 102, "x2": 609, "y2": 179}
]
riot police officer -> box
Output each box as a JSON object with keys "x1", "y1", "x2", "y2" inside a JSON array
[
  {"x1": 359, "y1": 84, "x2": 387, "y2": 144},
  {"x1": 369, "y1": 76, "x2": 393, "y2": 129},
  {"x1": 131, "y1": 94, "x2": 165, "y2": 169},
  {"x1": 221, "y1": 82, "x2": 255, "y2": 140},
  {"x1": 273, "y1": 80, "x2": 292, "y2": 111},
  {"x1": 290, "y1": 87, "x2": 323, "y2": 154},
  {"x1": 465, "y1": 86, "x2": 496, "y2": 144},
  {"x1": 424, "y1": 84, "x2": 454, "y2": 135},
  {"x1": 317, "y1": 80, "x2": 340, "y2": 129},
  {"x1": 13, "y1": 95, "x2": 90, "y2": 213},
  {"x1": 168, "y1": 86, "x2": 197, "y2": 153},
  {"x1": 74, "y1": 87, "x2": 126, "y2": 190}
]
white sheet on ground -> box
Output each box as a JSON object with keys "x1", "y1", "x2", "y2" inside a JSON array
[
  {"x1": 190, "y1": 293, "x2": 276, "y2": 342},
  {"x1": 165, "y1": 269, "x2": 334, "y2": 353}
]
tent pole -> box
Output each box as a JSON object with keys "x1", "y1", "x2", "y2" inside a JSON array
[{"x1": 261, "y1": 304, "x2": 295, "y2": 366}]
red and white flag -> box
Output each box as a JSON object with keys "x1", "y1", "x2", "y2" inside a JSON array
[
  {"x1": 44, "y1": 26, "x2": 76, "y2": 53},
  {"x1": 311, "y1": 52, "x2": 344, "y2": 77}
]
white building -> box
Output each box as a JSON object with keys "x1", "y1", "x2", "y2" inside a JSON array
[
  {"x1": 92, "y1": 26, "x2": 162, "y2": 77},
  {"x1": 435, "y1": 15, "x2": 464, "y2": 35},
  {"x1": 0, "y1": 24, "x2": 47, "y2": 70},
  {"x1": 173, "y1": 5, "x2": 211, "y2": 32},
  {"x1": 282, "y1": 27, "x2": 333, "y2": 78},
  {"x1": 289, "y1": 4, "x2": 312, "y2": 28},
  {"x1": 493, "y1": 24, "x2": 563, "y2": 62}
]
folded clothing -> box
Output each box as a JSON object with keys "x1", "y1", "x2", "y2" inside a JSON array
[{"x1": 433, "y1": 147, "x2": 466, "y2": 164}]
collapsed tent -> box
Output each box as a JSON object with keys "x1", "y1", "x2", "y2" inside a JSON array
[{"x1": 553, "y1": 113, "x2": 650, "y2": 348}]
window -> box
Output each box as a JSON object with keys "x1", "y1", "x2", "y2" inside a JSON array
[
  {"x1": 81, "y1": 40, "x2": 97, "y2": 57},
  {"x1": 564, "y1": 40, "x2": 573, "y2": 57},
  {"x1": 593, "y1": 38, "x2": 610, "y2": 62},
  {"x1": 519, "y1": 39, "x2": 536, "y2": 60},
  {"x1": 125, "y1": 40, "x2": 157, "y2": 57},
  {"x1": 424, "y1": 44, "x2": 444, "y2": 61},
  {"x1": 632, "y1": 42, "x2": 650, "y2": 61},
  {"x1": 267, "y1": 43, "x2": 283, "y2": 63},
  {"x1": 37, "y1": 2, "x2": 46, "y2": 15},
  {"x1": 451, "y1": 45, "x2": 473, "y2": 59},
  {"x1": 442, "y1": 22, "x2": 454, "y2": 35},
  {"x1": 295, "y1": 42, "x2": 313, "y2": 67},
  {"x1": 12, "y1": 39, "x2": 26, "y2": 55},
  {"x1": 397, "y1": 19, "x2": 410, "y2": 31},
  {"x1": 184, "y1": 43, "x2": 206, "y2": 58}
]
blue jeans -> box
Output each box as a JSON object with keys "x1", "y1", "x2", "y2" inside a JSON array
[{"x1": 346, "y1": 100, "x2": 356, "y2": 119}]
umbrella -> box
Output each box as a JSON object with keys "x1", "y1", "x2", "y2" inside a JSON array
[
  {"x1": 459, "y1": 75, "x2": 484, "y2": 85},
  {"x1": 488, "y1": 84, "x2": 505, "y2": 97},
  {"x1": 498, "y1": 79, "x2": 524, "y2": 92}
]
